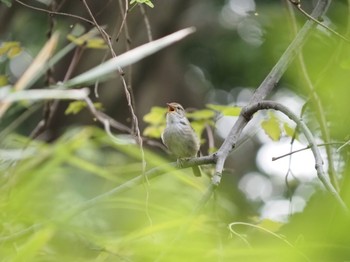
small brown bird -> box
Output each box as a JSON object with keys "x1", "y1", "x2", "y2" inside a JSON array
[{"x1": 161, "y1": 102, "x2": 201, "y2": 177}]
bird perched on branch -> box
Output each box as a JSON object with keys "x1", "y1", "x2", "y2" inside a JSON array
[{"x1": 161, "y1": 102, "x2": 201, "y2": 177}]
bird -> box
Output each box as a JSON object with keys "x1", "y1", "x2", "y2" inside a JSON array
[{"x1": 161, "y1": 102, "x2": 202, "y2": 177}]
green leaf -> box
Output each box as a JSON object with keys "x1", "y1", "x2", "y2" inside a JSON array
[
  {"x1": 67, "y1": 34, "x2": 107, "y2": 49},
  {"x1": 143, "y1": 125, "x2": 164, "y2": 138},
  {"x1": 186, "y1": 109, "x2": 215, "y2": 120},
  {"x1": 261, "y1": 113, "x2": 281, "y2": 141},
  {"x1": 256, "y1": 219, "x2": 283, "y2": 232},
  {"x1": 144, "y1": 0, "x2": 154, "y2": 8},
  {"x1": 283, "y1": 123, "x2": 294, "y2": 138},
  {"x1": 130, "y1": 0, "x2": 154, "y2": 8},
  {"x1": 340, "y1": 53, "x2": 350, "y2": 70},
  {"x1": 283, "y1": 122, "x2": 299, "y2": 140},
  {"x1": 86, "y1": 38, "x2": 108, "y2": 49},
  {"x1": 0, "y1": 41, "x2": 22, "y2": 58},
  {"x1": 12, "y1": 227, "x2": 55, "y2": 262},
  {"x1": 143, "y1": 106, "x2": 166, "y2": 125},
  {"x1": 206, "y1": 104, "x2": 241, "y2": 116},
  {"x1": 65, "y1": 101, "x2": 87, "y2": 115},
  {"x1": 64, "y1": 101, "x2": 102, "y2": 115},
  {"x1": 0, "y1": 75, "x2": 8, "y2": 86}
]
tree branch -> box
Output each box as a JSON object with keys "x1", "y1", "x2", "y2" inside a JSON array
[
  {"x1": 289, "y1": 0, "x2": 350, "y2": 43},
  {"x1": 57, "y1": 0, "x2": 334, "y2": 222},
  {"x1": 81, "y1": 0, "x2": 147, "y2": 177},
  {"x1": 241, "y1": 101, "x2": 348, "y2": 213},
  {"x1": 286, "y1": 0, "x2": 340, "y2": 191},
  {"x1": 272, "y1": 142, "x2": 345, "y2": 161},
  {"x1": 212, "y1": 0, "x2": 331, "y2": 186}
]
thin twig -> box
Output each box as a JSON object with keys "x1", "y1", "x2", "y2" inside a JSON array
[
  {"x1": 205, "y1": 123, "x2": 215, "y2": 153},
  {"x1": 337, "y1": 140, "x2": 350, "y2": 152},
  {"x1": 286, "y1": 0, "x2": 339, "y2": 190},
  {"x1": 289, "y1": 0, "x2": 350, "y2": 43},
  {"x1": 30, "y1": 46, "x2": 85, "y2": 139},
  {"x1": 213, "y1": 0, "x2": 330, "y2": 186},
  {"x1": 15, "y1": 0, "x2": 94, "y2": 25},
  {"x1": 272, "y1": 142, "x2": 345, "y2": 161},
  {"x1": 228, "y1": 221, "x2": 310, "y2": 261},
  {"x1": 80, "y1": 0, "x2": 116, "y2": 57},
  {"x1": 139, "y1": 4, "x2": 153, "y2": 42},
  {"x1": 115, "y1": 0, "x2": 130, "y2": 42},
  {"x1": 81, "y1": 0, "x2": 146, "y2": 181},
  {"x1": 84, "y1": 97, "x2": 132, "y2": 133}
]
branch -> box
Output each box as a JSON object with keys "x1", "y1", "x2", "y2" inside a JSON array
[
  {"x1": 30, "y1": 46, "x2": 85, "y2": 139},
  {"x1": 56, "y1": 0, "x2": 334, "y2": 222},
  {"x1": 337, "y1": 140, "x2": 350, "y2": 152},
  {"x1": 241, "y1": 101, "x2": 348, "y2": 213},
  {"x1": 139, "y1": 4, "x2": 153, "y2": 42},
  {"x1": 84, "y1": 97, "x2": 132, "y2": 133},
  {"x1": 289, "y1": 0, "x2": 350, "y2": 43},
  {"x1": 286, "y1": 0, "x2": 339, "y2": 190},
  {"x1": 213, "y1": 0, "x2": 330, "y2": 185},
  {"x1": 15, "y1": 0, "x2": 94, "y2": 25},
  {"x1": 272, "y1": 142, "x2": 345, "y2": 161}
]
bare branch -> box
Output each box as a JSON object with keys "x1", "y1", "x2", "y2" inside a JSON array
[
  {"x1": 241, "y1": 101, "x2": 348, "y2": 213},
  {"x1": 289, "y1": 0, "x2": 350, "y2": 43},
  {"x1": 30, "y1": 46, "x2": 85, "y2": 139},
  {"x1": 84, "y1": 97, "x2": 132, "y2": 133},
  {"x1": 139, "y1": 4, "x2": 153, "y2": 42},
  {"x1": 15, "y1": 0, "x2": 94, "y2": 25},
  {"x1": 272, "y1": 142, "x2": 345, "y2": 161},
  {"x1": 115, "y1": 0, "x2": 131, "y2": 43},
  {"x1": 80, "y1": 0, "x2": 147, "y2": 179},
  {"x1": 213, "y1": 0, "x2": 331, "y2": 186},
  {"x1": 286, "y1": 0, "x2": 339, "y2": 190}
]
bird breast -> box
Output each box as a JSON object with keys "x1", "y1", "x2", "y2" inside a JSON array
[{"x1": 162, "y1": 122, "x2": 199, "y2": 158}]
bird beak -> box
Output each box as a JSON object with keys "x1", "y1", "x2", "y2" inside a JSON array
[{"x1": 167, "y1": 103, "x2": 175, "y2": 112}]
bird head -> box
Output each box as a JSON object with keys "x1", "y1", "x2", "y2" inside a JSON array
[{"x1": 166, "y1": 102, "x2": 186, "y2": 117}]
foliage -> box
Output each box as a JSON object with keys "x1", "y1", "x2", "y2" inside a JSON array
[
  {"x1": 260, "y1": 112, "x2": 296, "y2": 141},
  {"x1": 1, "y1": 127, "x2": 349, "y2": 262},
  {"x1": 1, "y1": 0, "x2": 350, "y2": 261},
  {"x1": 206, "y1": 104, "x2": 241, "y2": 116},
  {"x1": 0, "y1": 41, "x2": 22, "y2": 87},
  {"x1": 65, "y1": 101, "x2": 103, "y2": 115},
  {"x1": 0, "y1": 41, "x2": 22, "y2": 58},
  {"x1": 130, "y1": 0, "x2": 154, "y2": 8}
]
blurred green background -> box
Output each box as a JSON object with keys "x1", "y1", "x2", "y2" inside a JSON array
[{"x1": 1, "y1": 0, "x2": 350, "y2": 261}]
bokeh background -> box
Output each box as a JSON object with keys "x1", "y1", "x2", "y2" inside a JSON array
[{"x1": 1, "y1": 0, "x2": 350, "y2": 261}]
